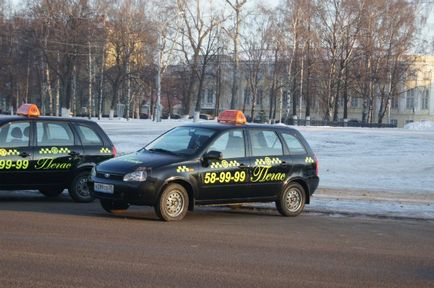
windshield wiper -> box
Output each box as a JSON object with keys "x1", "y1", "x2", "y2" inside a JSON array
[{"x1": 147, "y1": 148, "x2": 178, "y2": 156}]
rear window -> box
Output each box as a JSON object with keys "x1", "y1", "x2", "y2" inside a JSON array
[
  {"x1": 250, "y1": 130, "x2": 283, "y2": 157},
  {"x1": 281, "y1": 133, "x2": 307, "y2": 155},
  {"x1": 36, "y1": 122, "x2": 75, "y2": 146},
  {"x1": 76, "y1": 125, "x2": 103, "y2": 145}
]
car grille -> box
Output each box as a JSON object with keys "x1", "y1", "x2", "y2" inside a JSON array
[{"x1": 96, "y1": 172, "x2": 124, "y2": 180}]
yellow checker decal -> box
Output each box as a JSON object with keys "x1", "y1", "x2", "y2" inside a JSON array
[
  {"x1": 209, "y1": 160, "x2": 240, "y2": 169},
  {"x1": 0, "y1": 149, "x2": 20, "y2": 156},
  {"x1": 176, "y1": 166, "x2": 194, "y2": 173},
  {"x1": 305, "y1": 156, "x2": 315, "y2": 164},
  {"x1": 254, "y1": 157, "x2": 282, "y2": 167},
  {"x1": 100, "y1": 147, "x2": 112, "y2": 154},
  {"x1": 39, "y1": 147, "x2": 71, "y2": 154}
]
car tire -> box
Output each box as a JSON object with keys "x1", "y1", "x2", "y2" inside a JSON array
[
  {"x1": 39, "y1": 187, "x2": 64, "y2": 198},
  {"x1": 154, "y1": 183, "x2": 189, "y2": 221},
  {"x1": 100, "y1": 199, "x2": 130, "y2": 213},
  {"x1": 69, "y1": 171, "x2": 94, "y2": 203},
  {"x1": 276, "y1": 182, "x2": 306, "y2": 217}
]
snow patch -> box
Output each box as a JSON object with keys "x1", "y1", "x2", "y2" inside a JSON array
[{"x1": 404, "y1": 120, "x2": 434, "y2": 131}]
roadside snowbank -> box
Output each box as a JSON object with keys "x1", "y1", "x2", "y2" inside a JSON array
[{"x1": 404, "y1": 120, "x2": 434, "y2": 131}]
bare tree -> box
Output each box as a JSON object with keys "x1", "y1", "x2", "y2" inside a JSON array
[
  {"x1": 177, "y1": 0, "x2": 223, "y2": 117},
  {"x1": 225, "y1": 0, "x2": 247, "y2": 110}
]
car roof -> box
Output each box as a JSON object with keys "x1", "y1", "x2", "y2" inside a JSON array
[
  {"x1": 180, "y1": 121, "x2": 299, "y2": 133},
  {"x1": 0, "y1": 115, "x2": 97, "y2": 125}
]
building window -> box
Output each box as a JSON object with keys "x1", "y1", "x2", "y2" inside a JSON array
[
  {"x1": 406, "y1": 89, "x2": 415, "y2": 109},
  {"x1": 391, "y1": 97, "x2": 399, "y2": 109},
  {"x1": 390, "y1": 119, "x2": 398, "y2": 126},
  {"x1": 421, "y1": 89, "x2": 429, "y2": 110},
  {"x1": 351, "y1": 97, "x2": 358, "y2": 108},
  {"x1": 244, "y1": 88, "x2": 251, "y2": 105},
  {"x1": 282, "y1": 90, "x2": 288, "y2": 107},
  {"x1": 256, "y1": 89, "x2": 263, "y2": 106},
  {"x1": 405, "y1": 120, "x2": 414, "y2": 125},
  {"x1": 207, "y1": 88, "x2": 214, "y2": 104}
]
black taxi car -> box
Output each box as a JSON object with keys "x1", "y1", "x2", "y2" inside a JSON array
[
  {"x1": 91, "y1": 110, "x2": 319, "y2": 221},
  {"x1": 0, "y1": 104, "x2": 116, "y2": 202}
]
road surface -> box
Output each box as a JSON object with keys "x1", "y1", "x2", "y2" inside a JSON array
[{"x1": 0, "y1": 192, "x2": 433, "y2": 288}]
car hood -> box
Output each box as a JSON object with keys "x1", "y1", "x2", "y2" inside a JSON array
[{"x1": 96, "y1": 150, "x2": 185, "y2": 174}]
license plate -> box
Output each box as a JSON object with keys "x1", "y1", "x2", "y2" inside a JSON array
[{"x1": 94, "y1": 183, "x2": 114, "y2": 194}]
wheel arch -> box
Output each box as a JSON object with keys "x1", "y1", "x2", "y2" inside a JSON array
[
  {"x1": 76, "y1": 162, "x2": 96, "y2": 171},
  {"x1": 284, "y1": 177, "x2": 310, "y2": 204},
  {"x1": 159, "y1": 177, "x2": 195, "y2": 211}
]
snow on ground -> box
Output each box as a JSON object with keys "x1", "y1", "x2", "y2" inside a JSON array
[
  {"x1": 404, "y1": 120, "x2": 434, "y2": 131},
  {"x1": 87, "y1": 118, "x2": 434, "y2": 219},
  {"x1": 97, "y1": 118, "x2": 434, "y2": 195}
]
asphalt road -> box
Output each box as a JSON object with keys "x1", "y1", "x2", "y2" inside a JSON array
[{"x1": 0, "y1": 192, "x2": 433, "y2": 288}]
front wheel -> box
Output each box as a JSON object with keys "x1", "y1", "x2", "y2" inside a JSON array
[
  {"x1": 69, "y1": 171, "x2": 94, "y2": 203},
  {"x1": 154, "y1": 184, "x2": 189, "y2": 221},
  {"x1": 276, "y1": 182, "x2": 306, "y2": 217},
  {"x1": 100, "y1": 199, "x2": 130, "y2": 213}
]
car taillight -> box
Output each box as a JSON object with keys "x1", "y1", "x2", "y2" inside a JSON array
[
  {"x1": 314, "y1": 154, "x2": 319, "y2": 176},
  {"x1": 112, "y1": 146, "x2": 117, "y2": 157}
]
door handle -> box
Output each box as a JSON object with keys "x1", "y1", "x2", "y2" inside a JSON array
[
  {"x1": 19, "y1": 151, "x2": 30, "y2": 158},
  {"x1": 69, "y1": 151, "x2": 80, "y2": 157}
]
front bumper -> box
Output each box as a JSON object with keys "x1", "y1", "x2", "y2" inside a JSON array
[{"x1": 90, "y1": 175, "x2": 159, "y2": 205}]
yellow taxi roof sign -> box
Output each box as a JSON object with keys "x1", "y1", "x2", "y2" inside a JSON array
[
  {"x1": 217, "y1": 110, "x2": 246, "y2": 125},
  {"x1": 17, "y1": 104, "x2": 40, "y2": 117}
]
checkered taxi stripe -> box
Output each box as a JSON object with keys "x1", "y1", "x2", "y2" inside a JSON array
[
  {"x1": 100, "y1": 147, "x2": 112, "y2": 154},
  {"x1": 255, "y1": 157, "x2": 282, "y2": 167},
  {"x1": 210, "y1": 160, "x2": 240, "y2": 169},
  {"x1": 176, "y1": 166, "x2": 193, "y2": 173},
  {"x1": 0, "y1": 149, "x2": 20, "y2": 157},
  {"x1": 39, "y1": 147, "x2": 71, "y2": 154}
]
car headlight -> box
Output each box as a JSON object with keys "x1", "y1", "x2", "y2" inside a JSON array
[
  {"x1": 123, "y1": 167, "x2": 147, "y2": 182},
  {"x1": 91, "y1": 166, "x2": 96, "y2": 177}
]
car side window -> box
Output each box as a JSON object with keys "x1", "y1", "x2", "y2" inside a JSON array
[
  {"x1": 76, "y1": 125, "x2": 103, "y2": 145},
  {"x1": 0, "y1": 122, "x2": 30, "y2": 148},
  {"x1": 207, "y1": 130, "x2": 245, "y2": 159},
  {"x1": 36, "y1": 122, "x2": 75, "y2": 146},
  {"x1": 250, "y1": 130, "x2": 283, "y2": 157},
  {"x1": 281, "y1": 133, "x2": 307, "y2": 155}
]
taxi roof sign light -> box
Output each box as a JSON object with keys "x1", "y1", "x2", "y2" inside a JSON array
[
  {"x1": 17, "y1": 104, "x2": 40, "y2": 117},
  {"x1": 217, "y1": 110, "x2": 246, "y2": 125}
]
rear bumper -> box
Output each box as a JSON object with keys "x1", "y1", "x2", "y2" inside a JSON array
[{"x1": 308, "y1": 176, "x2": 320, "y2": 196}]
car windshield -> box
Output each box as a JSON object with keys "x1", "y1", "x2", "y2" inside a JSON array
[{"x1": 144, "y1": 126, "x2": 216, "y2": 156}]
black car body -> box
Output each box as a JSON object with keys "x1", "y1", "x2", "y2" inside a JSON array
[
  {"x1": 0, "y1": 114, "x2": 116, "y2": 202},
  {"x1": 91, "y1": 118, "x2": 319, "y2": 221}
]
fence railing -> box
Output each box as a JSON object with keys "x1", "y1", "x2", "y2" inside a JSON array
[{"x1": 284, "y1": 118, "x2": 397, "y2": 128}]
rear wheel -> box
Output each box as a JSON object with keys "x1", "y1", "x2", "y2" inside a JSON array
[
  {"x1": 69, "y1": 171, "x2": 94, "y2": 203},
  {"x1": 276, "y1": 182, "x2": 306, "y2": 217},
  {"x1": 39, "y1": 187, "x2": 64, "y2": 198},
  {"x1": 155, "y1": 183, "x2": 189, "y2": 221},
  {"x1": 100, "y1": 199, "x2": 130, "y2": 213}
]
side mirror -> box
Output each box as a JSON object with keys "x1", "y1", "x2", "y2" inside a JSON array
[{"x1": 202, "y1": 150, "x2": 223, "y2": 165}]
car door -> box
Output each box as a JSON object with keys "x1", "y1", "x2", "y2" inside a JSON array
[
  {"x1": 280, "y1": 131, "x2": 310, "y2": 178},
  {"x1": 197, "y1": 128, "x2": 251, "y2": 201},
  {"x1": 0, "y1": 120, "x2": 34, "y2": 187},
  {"x1": 33, "y1": 121, "x2": 83, "y2": 185},
  {"x1": 246, "y1": 129, "x2": 292, "y2": 198},
  {"x1": 73, "y1": 123, "x2": 113, "y2": 165}
]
